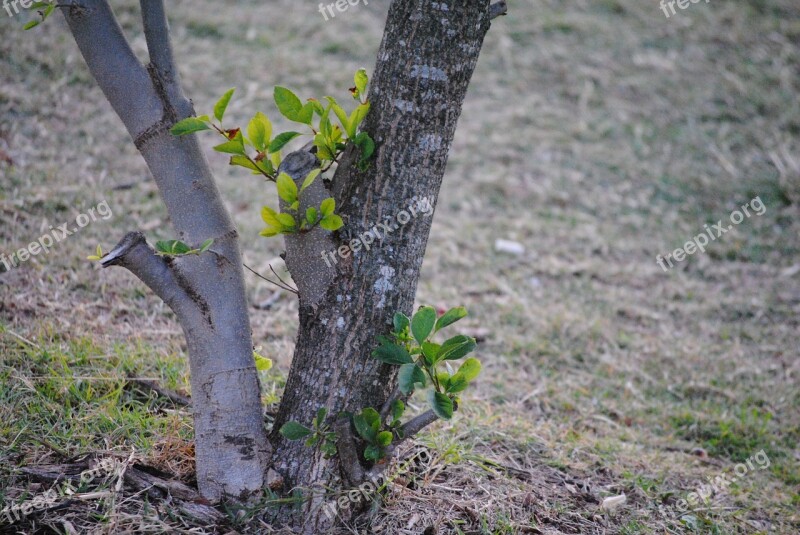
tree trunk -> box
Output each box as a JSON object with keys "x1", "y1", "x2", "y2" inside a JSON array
[
  {"x1": 61, "y1": 0, "x2": 269, "y2": 501},
  {"x1": 270, "y1": 0, "x2": 496, "y2": 530}
]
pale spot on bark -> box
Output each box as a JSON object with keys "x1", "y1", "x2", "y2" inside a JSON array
[
  {"x1": 410, "y1": 65, "x2": 448, "y2": 82},
  {"x1": 373, "y1": 265, "x2": 396, "y2": 308},
  {"x1": 419, "y1": 134, "x2": 443, "y2": 151}
]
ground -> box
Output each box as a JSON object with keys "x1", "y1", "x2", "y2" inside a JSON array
[{"x1": 1, "y1": 0, "x2": 799, "y2": 533}]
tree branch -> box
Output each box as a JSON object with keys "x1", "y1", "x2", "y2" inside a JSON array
[
  {"x1": 399, "y1": 410, "x2": 439, "y2": 439},
  {"x1": 490, "y1": 1, "x2": 508, "y2": 19},
  {"x1": 279, "y1": 149, "x2": 336, "y2": 308},
  {"x1": 139, "y1": 0, "x2": 193, "y2": 119},
  {"x1": 333, "y1": 415, "x2": 365, "y2": 486},
  {"x1": 61, "y1": 0, "x2": 163, "y2": 139},
  {"x1": 101, "y1": 231, "x2": 210, "y2": 326}
]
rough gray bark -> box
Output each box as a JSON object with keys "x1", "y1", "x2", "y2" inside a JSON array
[
  {"x1": 269, "y1": 0, "x2": 497, "y2": 530},
  {"x1": 61, "y1": 0, "x2": 270, "y2": 501}
]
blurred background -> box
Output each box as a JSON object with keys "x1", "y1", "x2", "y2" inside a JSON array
[{"x1": 1, "y1": 0, "x2": 798, "y2": 532}]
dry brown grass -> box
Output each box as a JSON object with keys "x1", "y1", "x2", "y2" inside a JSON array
[{"x1": 2, "y1": 0, "x2": 799, "y2": 533}]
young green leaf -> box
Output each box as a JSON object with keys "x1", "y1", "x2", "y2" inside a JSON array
[
  {"x1": 300, "y1": 169, "x2": 321, "y2": 193},
  {"x1": 274, "y1": 86, "x2": 304, "y2": 121},
  {"x1": 268, "y1": 131, "x2": 302, "y2": 153},
  {"x1": 438, "y1": 335, "x2": 477, "y2": 361},
  {"x1": 364, "y1": 445, "x2": 383, "y2": 462},
  {"x1": 393, "y1": 312, "x2": 410, "y2": 334},
  {"x1": 411, "y1": 306, "x2": 437, "y2": 344},
  {"x1": 457, "y1": 357, "x2": 482, "y2": 382},
  {"x1": 428, "y1": 390, "x2": 454, "y2": 420},
  {"x1": 445, "y1": 372, "x2": 469, "y2": 394},
  {"x1": 422, "y1": 342, "x2": 441, "y2": 365},
  {"x1": 315, "y1": 407, "x2": 328, "y2": 428},
  {"x1": 398, "y1": 363, "x2": 427, "y2": 395},
  {"x1": 280, "y1": 421, "x2": 312, "y2": 440},
  {"x1": 171, "y1": 117, "x2": 211, "y2": 136},
  {"x1": 261, "y1": 205, "x2": 282, "y2": 227},
  {"x1": 254, "y1": 352, "x2": 273, "y2": 371},
  {"x1": 276, "y1": 213, "x2": 297, "y2": 230},
  {"x1": 214, "y1": 88, "x2": 235, "y2": 122},
  {"x1": 435, "y1": 306, "x2": 468, "y2": 332},
  {"x1": 276, "y1": 172, "x2": 299, "y2": 205},
  {"x1": 353, "y1": 414, "x2": 377, "y2": 443},
  {"x1": 354, "y1": 68, "x2": 369, "y2": 101},
  {"x1": 391, "y1": 399, "x2": 405, "y2": 423},
  {"x1": 372, "y1": 343, "x2": 413, "y2": 365},
  {"x1": 325, "y1": 96, "x2": 351, "y2": 135},
  {"x1": 347, "y1": 103, "x2": 370, "y2": 138},
  {"x1": 247, "y1": 112, "x2": 271, "y2": 152},
  {"x1": 319, "y1": 198, "x2": 336, "y2": 217},
  {"x1": 213, "y1": 131, "x2": 246, "y2": 155},
  {"x1": 199, "y1": 238, "x2": 214, "y2": 253},
  {"x1": 320, "y1": 215, "x2": 343, "y2": 231},
  {"x1": 306, "y1": 207, "x2": 318, "y2": 226},
  {"x1": 230, "y1": 155, "x2": 260, "y2": 172},
  {"x1": 377, "y1": 431, "x2": 393, "y2": 447}
]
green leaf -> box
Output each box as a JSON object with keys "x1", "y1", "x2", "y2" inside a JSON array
[
  {"x1": 230, "y1": 155, "x2": 259, "y2": 172},
  {"x1": 398, "y1": 363, "x2": 427, "y2": 395},
  {"x1": 377, "y1": 431, "x2": 393, "y2": 447},
  {"x1": 446, "y1": 372, "x2": 469, "y2": 394},
  {"x1": 259, "y1": 226, "x2": 281, "y2": 238},
  {"x1": 319, "y1": 198, "x2": 335, "y2": 217},
  {"x1": 276, "y1": 172, "x2": 298, "y2": 205},
  {"x1": 254, "y1": 353, "x2": 273, "y2": 371},
  {"x1": 316, "y1": 407, "x2": 328, "y2": 428},
  {"x1": 300, "y1": 169, "x2": 321, "y2": 193},
  {"x1": 295, "y1": 102, "x2": 315, "y2": 125},
  {"x1": 422, "y1": 342, "x2": 441, "y2": 365},
  {"x1": 428, "y1": 390, "x2": 454, "y2": 420},
  {"x1": 306, "y1": 207, "x2": 318, "y2": 226},
  {"x1": 280, "y1": 421, "x2": 312, "y2": 440},
  {"x1": 276, "y1": 213, "x2": 297, "y2": 230},
  {"x1": 247, "y1": 112, "x2": 271, "y2": 152},
  {"x1": 170, "y1": 117, "x2": 211, "y2": 136},
  {"x1": 199, "y1": 238, "x2": 214, "y2": 253},
  {"x1": 436, "y1": 306, "x2": 468, "y2": 332},
  {"x1": 364, "y1": 445, "x2": 383, "y2": 462},
  {"x1": 261, "y1": 205, "x2": 281, "y2": 227},
  {"x1": 354, "y1": 68, "x2": 369, "y2": 100},
  {"x1": 353, "y1": 414, "x2": 377, "y2": 443},
  {"x1": 347, "y1": 103, "x2": 370, "y2": 138},
  {"x1": 458, "y1": 357, "x2": 482, "y2": 382},
  {"x1": 320, "y1": 214, "x2": 343, "y2": 231},
  {"x1": 274, "y1": 86, "x2": 304, "y2": 121},
  {"x1": 411, "y1": 306, "x2": 437, "y2": 344},
  {"x1": 23, "y1": 20, "x2": 40, "y2": 30},
  {"x1": 355, "y1": 132, "x2": 375, "y2": 162},
  {"x1": 155, "y1": 240, "x2": 192, "y2": 256},
  {"x1": 438, "y1": 335, "x2": 477, "y2": 361},
  {"x1": 372, "y1": 343, "x2": 413, "y2": 365},
  {"x1": 214, "y1": 88, "x2": 235, "y2": 122},
  {"x1": 393, "y1": 312, "x2": 410, "y2": 334},
  {"x1": 268, "y1": 131, "x2": 302, "y2": 153},
  {"x1": 213, "y1": 131, "x2": 246, "y2": 155},
  {"x1": 325, "y1": 96, "x2": 350, "y2": 135},
  {"x1": 391, "y1": 399, "x2": 405, "y2": 423}
]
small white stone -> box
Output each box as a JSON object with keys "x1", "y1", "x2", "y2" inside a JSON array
[
  {"x1": 601, "y1": 494, "x2": 626, "y2": 511},
  {"x1": 494, "y1": 239, "x2": 525, "y2": 256}
]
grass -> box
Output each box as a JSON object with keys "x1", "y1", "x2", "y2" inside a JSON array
[{"x1": 2, "y1": 0, "x2": 800, "y2": 533}]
